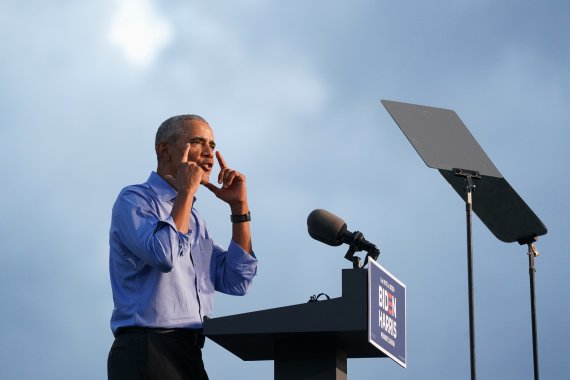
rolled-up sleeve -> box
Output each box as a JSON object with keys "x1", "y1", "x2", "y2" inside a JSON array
[
  {"x1": 111, "y1": 189, "x2": 190, "y2": 272},
  {"x1": 214, "y1": 240, "x2": 258, "y2": 295}
]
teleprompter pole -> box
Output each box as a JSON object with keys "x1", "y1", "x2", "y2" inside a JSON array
[
  {"x1": 454, "y1": 168, "x2": 481, "y2": 380},
  {"x1": 527, "y1": 241, "x2": 540, "y2": 380},
  {"x1": 466, "y1": 190, "x2": 476, "y2": 380},
  {"x1": 516, "y1": 235, "x2": 541, "y2": 380}
]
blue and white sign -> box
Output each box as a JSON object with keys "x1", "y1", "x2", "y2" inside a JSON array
[{"x1": 368, "y1": 258, "x2": 407, "y2": 368}]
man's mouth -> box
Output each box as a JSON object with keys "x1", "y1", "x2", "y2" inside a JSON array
[{"x1": 199, "y1": 161, "x2": 213, "y2": 171}]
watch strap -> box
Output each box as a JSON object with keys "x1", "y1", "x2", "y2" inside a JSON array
[{"x1": 230, "y1": 211, "x2": 251, "y2": 223}]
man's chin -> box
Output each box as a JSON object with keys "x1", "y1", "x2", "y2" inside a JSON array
[{"x1": 200, "y1": 174, "x2": 212, "y2": 185}]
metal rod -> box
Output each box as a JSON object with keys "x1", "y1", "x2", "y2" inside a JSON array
[
  {"x1": 466, "y1": 190, "x2": 477, "y2": 380},
  {"x1": 455, "y1": 168, "x2": 479, "y2": 380},
  {"x1": 528, "y1": 244, "x2": 540, "y2": 380}
]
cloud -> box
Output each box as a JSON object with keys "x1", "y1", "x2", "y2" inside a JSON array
[{"x1": 107, "y1": 0, "x2": 172, "y2": 68}]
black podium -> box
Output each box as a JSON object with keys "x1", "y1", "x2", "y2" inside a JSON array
[{"x1": 204, "y1": 269, "x2": 385, "y2": 380}]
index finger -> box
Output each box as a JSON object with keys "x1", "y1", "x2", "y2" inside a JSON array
[
  {"x1": 180, "y1": 143, "x2": 190, "y2": 164},
  {"x1": 216, "y1": 151, "x2": 228, "y2": 169}
]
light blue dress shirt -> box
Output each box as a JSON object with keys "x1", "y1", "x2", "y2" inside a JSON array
[{"x1": 109, "y1": 172, "x2": 257, "y2": 335}]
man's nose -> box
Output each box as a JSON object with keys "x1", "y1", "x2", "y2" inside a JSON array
[{"x1": 202, "y1": 144, "x2": 214, "y2": 157}]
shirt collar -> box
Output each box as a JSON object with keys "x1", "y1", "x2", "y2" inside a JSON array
[
  {"x1": 147, "y1": 172, "x2": 178, "y2": 203},
  {"x1": 146, "y1": 172, "x2": 198, "y2": 204}
]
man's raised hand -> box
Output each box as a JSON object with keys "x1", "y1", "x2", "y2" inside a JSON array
[
  {"x1": 164, "y1": 143, "x2": 203, "y2": 197},
  {"x1": 204, "y1": 151, "x2": 247, "y2": 208}
]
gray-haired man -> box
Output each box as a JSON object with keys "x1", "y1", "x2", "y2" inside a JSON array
[{"x1": 107, "y1": 115, "x2": 257, "y2": 379}]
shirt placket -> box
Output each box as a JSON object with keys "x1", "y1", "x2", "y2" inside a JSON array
[{"x1": 188, "y1": 240, "x2": 203, "y2": 323}]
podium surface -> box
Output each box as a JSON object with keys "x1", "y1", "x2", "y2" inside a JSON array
[{"x1": 204, "y1": 269, "x2": 385, "y2": 379}]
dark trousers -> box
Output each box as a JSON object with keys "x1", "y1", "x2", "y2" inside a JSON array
[{"x1": 107, "y1": 328, "x2": 209, "y2": 380}]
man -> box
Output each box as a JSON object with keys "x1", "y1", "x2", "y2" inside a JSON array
[{"x1": 107, "y1": 115, "x2": 257, "y2": 379}]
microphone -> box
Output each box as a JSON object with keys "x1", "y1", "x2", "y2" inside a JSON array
[{"x1": 307, "y1": 209, "x2": 378, "y2": 252}]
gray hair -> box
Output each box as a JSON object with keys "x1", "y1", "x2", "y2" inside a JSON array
[{"x1": 155, "y1": 114, "x2": 208, "y2": 145}]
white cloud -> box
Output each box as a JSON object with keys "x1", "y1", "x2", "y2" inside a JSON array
[{"x1": 107, "y1": 0, "x2": 172, "y2": 68}]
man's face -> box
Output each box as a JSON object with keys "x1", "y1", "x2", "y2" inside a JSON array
[{"x1": 169, "y1": 120, "x2": 216, "y2": 184}]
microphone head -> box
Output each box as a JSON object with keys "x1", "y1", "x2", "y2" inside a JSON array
[{"x1": 307, "y1": 209, "x2": 347, "y2": 246}]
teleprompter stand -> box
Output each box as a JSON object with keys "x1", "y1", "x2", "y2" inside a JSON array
[
  {"x1": 382, "y1": 100, "x2": 547, "y2": 380},
  {"x1": 204, "y1": 269, "x2": 385, "y2": 380}
]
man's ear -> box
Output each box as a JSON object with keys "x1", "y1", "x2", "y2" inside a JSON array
[{"x1": 156, "y1": 142, "x2": 171, "y2": 161}]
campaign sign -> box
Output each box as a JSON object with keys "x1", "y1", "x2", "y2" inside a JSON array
[{"x1": 368, "y1": 258, "x2": 406, "y2": 368}]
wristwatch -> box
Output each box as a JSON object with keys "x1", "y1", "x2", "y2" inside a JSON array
[{"x1": 230, "y1": 211, "x2": 251, "y2": 223}]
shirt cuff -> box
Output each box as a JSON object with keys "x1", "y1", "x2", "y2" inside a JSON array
[{"x1": 227, "y1": 240, "x2": 258, "y2": 276}]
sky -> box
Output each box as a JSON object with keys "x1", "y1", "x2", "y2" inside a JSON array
[{"x1": 0, "y1": 0, "x2": 568, "y2": 379}]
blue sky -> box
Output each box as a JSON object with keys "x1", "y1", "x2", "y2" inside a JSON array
[{"x1": 1, "y1": 1, "x2": 568, "y2": 379}]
